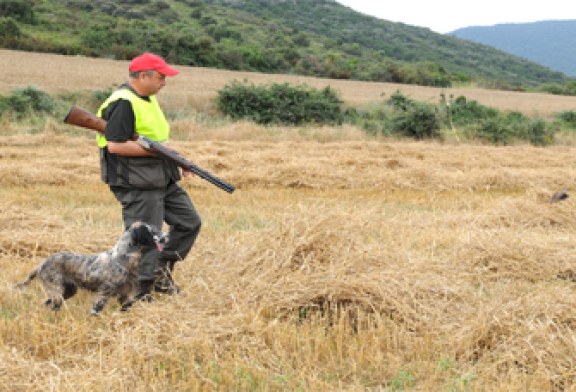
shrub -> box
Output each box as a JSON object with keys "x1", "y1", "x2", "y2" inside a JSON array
[
  {"x1": 501, "y1": 112, "x2": 554, "y2": 146},
  {"x1": 476, "y1": 117, "x2": 512, "y2": 145},
  {"x1": 148, "y1": 0, "x2": 169, "y2": 11},
  {"x1": 366, "y1": 61, "x2": 452, "y2": 87},
  {"x1": 385, "y1": 91, "x2": 440, "y2": 139},
  {"x1": 216, "y1": 81, "x2": 343, "y2": 125},
  {"x1": 556, "y1": 110, "x2": 576, "y2": 129},
  {"x1": 352, "y1": 92, "x2": 552, "y2": 145},
  {"x1": 387, "y1": 90, "x2": 413, "y2": 111},
  {"x1": 390, "y1": 102, "x2": 439, "y2": 139},
  {"x1": 473, "y1": 111, "x2": 554, "y2": 146},
  {"x1": 539, "y1": 81, "x2": 576, "y2": 96},
  {"x1": 522, "y1": 118, "x2": 553, "y2": 146},
  {"x1": 0, "y1": 0, "x2": 35, "y2": 23},
  {"x1": 344, "y1": 107, "x2": 391, "y2": 137},
  {"x1": 447, "y1": 95, "x2": 498, "y2": 125},
  {"x1": 0, "y1": 16, "x2": 21, "y2": 39},
  {"x1": 0, "y1": 95, "x2": 9, "y2": 115},
  {"x1": 208, "y1": 25, "x2": 242, "y2": 43},
  {"x1": 5, "y1": 86, "x2": 55, "y2": 118}
]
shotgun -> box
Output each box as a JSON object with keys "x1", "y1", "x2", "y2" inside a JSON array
[{"x1": 63, "y1": 106, "x2": 235, "y2": 193}]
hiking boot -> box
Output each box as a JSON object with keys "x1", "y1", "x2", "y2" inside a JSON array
[{"x1": 153, "y1": 260, "x2": 181, "y2": 295}]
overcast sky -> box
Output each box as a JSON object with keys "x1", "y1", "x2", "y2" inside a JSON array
[{"x1": 336, "y1": 1, "x2": 575, "y2": 33}]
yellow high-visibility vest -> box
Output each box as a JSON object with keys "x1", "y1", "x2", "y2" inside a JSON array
[{"x1": 96, "y1": 88, "x2": 170, "y2": 147}]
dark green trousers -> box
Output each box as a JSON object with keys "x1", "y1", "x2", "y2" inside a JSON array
[{"x1": 111, "y1": 182, "x2": 201, "y2": 281}]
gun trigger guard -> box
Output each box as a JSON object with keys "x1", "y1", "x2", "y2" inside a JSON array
[{"x1": 136, "y1": 136, "x2": 152, "y2": 150}]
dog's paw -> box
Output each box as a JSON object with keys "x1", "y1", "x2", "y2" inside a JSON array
[
  {"x1": 120, "y1": 301, "x2": 134, "y2": 312},
  {"x1": 154, "y1": 284, "x2": 181, "y2": 295},
  {"x1": 138, "y1": 293, "x2": 154, "y2": 303}
]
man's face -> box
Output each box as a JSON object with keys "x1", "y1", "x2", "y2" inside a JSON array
[{"x1": 140, "y1": 70, "x2": 166, "y2": 95}]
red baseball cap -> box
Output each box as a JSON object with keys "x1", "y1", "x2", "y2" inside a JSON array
[{"x1": 129, "y1": 52, "x2": 179, "y2": 76}]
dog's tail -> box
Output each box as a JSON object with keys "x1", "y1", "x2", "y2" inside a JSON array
[{"x1": 14, "y1": 268, "x2": 39, "y2": 290}]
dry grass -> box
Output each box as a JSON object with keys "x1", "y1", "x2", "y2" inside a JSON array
[
  {"x1": 3, "y1": 50, "x2": 576, "y2": 390},
  {"x1": 3, "y1": 135, "x2": 576, "y2": 390}
]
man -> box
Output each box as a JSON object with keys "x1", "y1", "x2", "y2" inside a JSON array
[{"x1": 97, "y1": 52, "x2": 201, "y2": 300}]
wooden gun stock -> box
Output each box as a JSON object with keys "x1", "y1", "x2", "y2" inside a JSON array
[
  {"x1": 64, "y1": 106, "x2": 107, "y2": 133},
  {"x1": 63, "y1": 106, "x2": 235, "y2": 193}
]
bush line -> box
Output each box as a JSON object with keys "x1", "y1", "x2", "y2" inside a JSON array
[{"x1": 2, "y1": 84, "x2": 576, "y2": 146}]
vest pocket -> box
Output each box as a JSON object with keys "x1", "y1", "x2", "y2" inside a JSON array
[{"x1": 126, "y1": 157, "x2": 168, "y2": 188}]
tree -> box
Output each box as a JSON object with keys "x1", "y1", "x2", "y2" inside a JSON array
[
  {"x1": 0, "y1": 17, "x2": 21, "y2": 40},
  {"x1": 0, "y1": 0, "x2": 34, "y2": 23}
]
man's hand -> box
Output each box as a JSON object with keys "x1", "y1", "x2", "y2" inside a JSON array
[
  {"x1": 107, "y1": 140, "x2": 156, "y2": 157},
  {"x1": 162, "y1": 142, "x2": 194, "y2": 177}
]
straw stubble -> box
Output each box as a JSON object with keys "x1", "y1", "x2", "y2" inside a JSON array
[{"x1": 2, "y1": 133, "x2": 576, "y2": 390}]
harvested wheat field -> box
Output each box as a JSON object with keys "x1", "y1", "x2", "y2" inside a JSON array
[
  {"x1": 3, "y1": 133, "x2": 576, "y2": 391},
  {"x1": 3, "y1": 50, "x2": 576, "y2": 391}
]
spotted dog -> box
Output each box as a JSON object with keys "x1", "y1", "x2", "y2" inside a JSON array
[{"x1": 16, "y1": 221, "x2": 166, "y2": 315}]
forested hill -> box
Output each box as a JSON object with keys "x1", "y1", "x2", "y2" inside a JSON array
[
  {"x1": 0, "y1": 0, "x2": 571, "y2": 88},
  {"x1": 451, "y1": 20, "x2": 576, "y2": 77}
]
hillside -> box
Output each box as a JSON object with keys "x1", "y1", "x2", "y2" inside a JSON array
[
  {"x1": 0, "y1": 0, "x2": 571, "y2": 88},
  {"x1": 451, "y1": 20, "x2": 576, "y2": 77}
]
